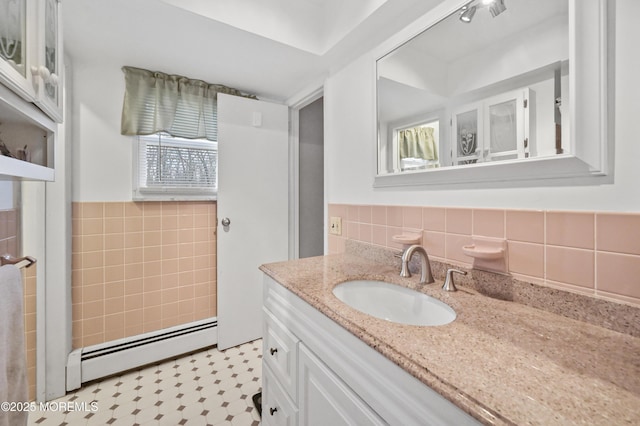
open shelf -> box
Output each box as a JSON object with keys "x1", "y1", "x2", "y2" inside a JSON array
[
  {"x1": 0, "y1": 83, "x2": 56, "y2": 181},
  {"x1": 0, "y1": 155, "x2": 54, "y2": 181}
]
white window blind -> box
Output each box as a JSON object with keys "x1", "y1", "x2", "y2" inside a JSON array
[{"x1": 134, "y1": 133, "x2": 217, "y2": 200}]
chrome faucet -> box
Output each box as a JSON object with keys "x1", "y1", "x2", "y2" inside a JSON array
[{"x1": 400, "y1": 245, "x2": 435, "y2": 285}]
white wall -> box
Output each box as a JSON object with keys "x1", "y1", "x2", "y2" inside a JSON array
[
  {"x1": 71, "y1": 62, "x2": 133, "y2": 201},
  {"x1": 325, "y1": 0, "x2": 640, "y2": 212}
]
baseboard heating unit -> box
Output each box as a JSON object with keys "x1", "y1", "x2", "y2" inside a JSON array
[{"x1": 66, "y1": 318, "x2": 217, "y2": 391}]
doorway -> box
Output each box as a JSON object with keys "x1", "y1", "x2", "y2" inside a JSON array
[{"x1": 298, "y1": 97, "x2": 324, "y2": 258}]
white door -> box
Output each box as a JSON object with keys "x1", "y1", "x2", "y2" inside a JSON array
[{"x1": 217, "y1": 93, "x2": 289, "y2": 350}]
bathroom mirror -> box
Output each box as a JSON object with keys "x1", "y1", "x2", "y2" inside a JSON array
[{"x1": 375, "y1": 0, "x2": 612, "y2": 187}]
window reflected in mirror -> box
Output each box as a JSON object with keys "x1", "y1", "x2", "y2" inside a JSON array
[{"x1": 397, "y1": 120, "x2": 440, "y2": 172}]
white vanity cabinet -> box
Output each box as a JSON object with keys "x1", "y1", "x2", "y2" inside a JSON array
[
  {"x1": 262, "y1": 274, "x2": 481, "y2": 426},
  {"x1": 297, "y1": 344, "x2": 386, "y2": 426},
  {"x1": 263, "y1": 289, "x2": 385, "y2": 426},
  {"x1": 262, "y1": 365, "x2": 298, "y2": 426},
  {"x1": 262, "y1": 307, "x2": 300, "y2": 426},
  {"x1": 0, "y1": 0, "x2": 64, "y2": 122}
]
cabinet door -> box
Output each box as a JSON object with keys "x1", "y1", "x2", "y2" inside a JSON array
[
  {"x1": 0, "y1": 0, "x2": 36, "y2": 100},
  {"x1": 483, "y1": 88, "x2": 530, "y2": 162},
  {"x1": 32, "y1": 0, "x2": 62, "y2": 122},
  {"x1": 263, "y1": 365, "x2": 298, "y2": 426},
  {"x1": 451, "y1": 88, "x2": 531, "y2": 166},
  {"x1": 298, "y1": 344, "x2": 386, "y2": 426},
  {"x1": 451, "y1": 102, "x2": 483, "y2": 166},
  {"x1": 264, "y1": 308, "x2": 299, "y2": 402}
]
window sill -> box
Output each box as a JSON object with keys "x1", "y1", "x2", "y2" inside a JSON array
[{"x1": 133, "y1": 190, "x2": 217, "y2": 202}]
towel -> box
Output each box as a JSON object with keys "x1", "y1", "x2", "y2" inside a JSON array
[{"x1": 0, "y1": 265, "x2": 28, "y2": 426}]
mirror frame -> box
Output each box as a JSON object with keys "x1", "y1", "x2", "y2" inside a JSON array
[{"x1": 373, "y1": 0, "x2": 614, "y2": 188}]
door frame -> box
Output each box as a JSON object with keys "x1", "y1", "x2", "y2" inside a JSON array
[{"x1": 287, "y1": 86, "x2": 324, "y2": 259}]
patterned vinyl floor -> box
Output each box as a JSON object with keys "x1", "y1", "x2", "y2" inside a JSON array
[{"x1": 28, "y1": 339, "x2": 263, "y2": 426}]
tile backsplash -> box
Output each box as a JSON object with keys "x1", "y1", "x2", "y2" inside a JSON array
[
  {"x1": 328, "y1": 204, "x2": 640, "y2": 307},
  {"x1": 72, "y1": 201, "x2": 217, "y2": 349}
]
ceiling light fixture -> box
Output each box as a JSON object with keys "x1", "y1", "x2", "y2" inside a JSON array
[
  {"x1": 488, "y1": 0, "x2": 507, "y2": 17},
  {"x1": 459, "y1": 5, "x2": 477, "y2": 23},
  {"x1": 459, "y1": 0, "x2": 506, "y2": 23}
]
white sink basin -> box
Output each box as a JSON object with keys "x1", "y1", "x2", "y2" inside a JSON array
[{"x1": 332, "y1": 280, "x2": 456, "y2": 326}]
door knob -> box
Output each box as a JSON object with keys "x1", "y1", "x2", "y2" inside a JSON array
[{"x1": 221, "y1": 217, "x2": 231, "y2": 226}]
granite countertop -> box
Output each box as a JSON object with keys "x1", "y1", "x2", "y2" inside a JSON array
[{"x1": 259, "y1": 252, "x2": 640, "y2": 425}]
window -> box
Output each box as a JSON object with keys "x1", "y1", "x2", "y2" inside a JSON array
[
  {"x1": 121, "y1": 66, "x2": 253, "y2": 201},
  {"x1": 395, "y1": 120, "x2": 440, "y2": 171},
  {"x1": 134, "y1": 133, "x2": 217, "y2": 200}
]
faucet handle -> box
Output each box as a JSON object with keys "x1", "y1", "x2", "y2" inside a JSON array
[{"x1": 443, "y1": 269, "x2": 467, "y2": 292}]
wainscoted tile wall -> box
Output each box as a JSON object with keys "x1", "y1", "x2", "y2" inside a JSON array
[
  {"x1": 0, "y1": 209, "x2": 18, "y2": 256},
  {"x1": 72, "y1": 202, "x2": 217, "y2": 349},
  {"x1": 24, "y1": 267, "x2": 36, "y2": 401},
  {"x1": 328, "y1": 204, "x2": 640, "y2": 307},
  {"x1": 0, "y1": 208, "x2": 36, "y2": 400}
]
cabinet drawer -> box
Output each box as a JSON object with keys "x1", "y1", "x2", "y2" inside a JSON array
[
  {"x1": 262, "y1": 364, "x2": 298, "y2": 426},
  {"x1": 263, "y1": 307, "x2": 300, "y2": 401}
]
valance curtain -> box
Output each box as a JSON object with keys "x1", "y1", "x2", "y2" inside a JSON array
[
  {"x1": 121, "y1": 66, "x2": 254, "y2": 141},
  {"x1": 399, "y1": 127, "x2": 438, "y2": 161}
]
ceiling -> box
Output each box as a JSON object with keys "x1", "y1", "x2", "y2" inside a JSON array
[
  {"x1": 62, "y1": 0, "x2": 442, "y2": 101},
  {"x1": 158, "y1": 0, "x2": 388, "y2": 55}
]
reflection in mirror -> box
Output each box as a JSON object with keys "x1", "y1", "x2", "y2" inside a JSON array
[{"x1": 377, "y1": 0, "x2": 569, "y2": 175}]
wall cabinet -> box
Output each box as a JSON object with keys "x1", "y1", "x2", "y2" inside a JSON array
[
  {"x1": 262, "y1": 274, "x2": 480, "y2": 425},
  {"x1": 0, "y1": 0, "x2": 59, "y2": 181},
  {"x1": 0, "y1": 78, "x2": 56, "y2": 181},
  {"x1": 0, "y1": 0, "x2": 64, "y2": 123},
  {"x1": 451, "y1": 88, "x2": 531, "y2": 166}
]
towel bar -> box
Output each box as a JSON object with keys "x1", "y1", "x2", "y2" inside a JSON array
[{"x1": 1, "y1": 254, "x2": 37, "y2": 269}]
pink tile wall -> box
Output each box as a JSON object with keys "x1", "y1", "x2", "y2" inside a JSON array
[
  {"x1": 0, "y1": 209, "x2": 18, "y2": 257},
  {"x1": 72, "y1": 201, "x2": 217, "y2": 349},
  {"x1": 23, "y1": 267, "x2": 36, "y2": 401},
  {"x1": 328, "y1": 204, "x2": 640, "y2": 307}
]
